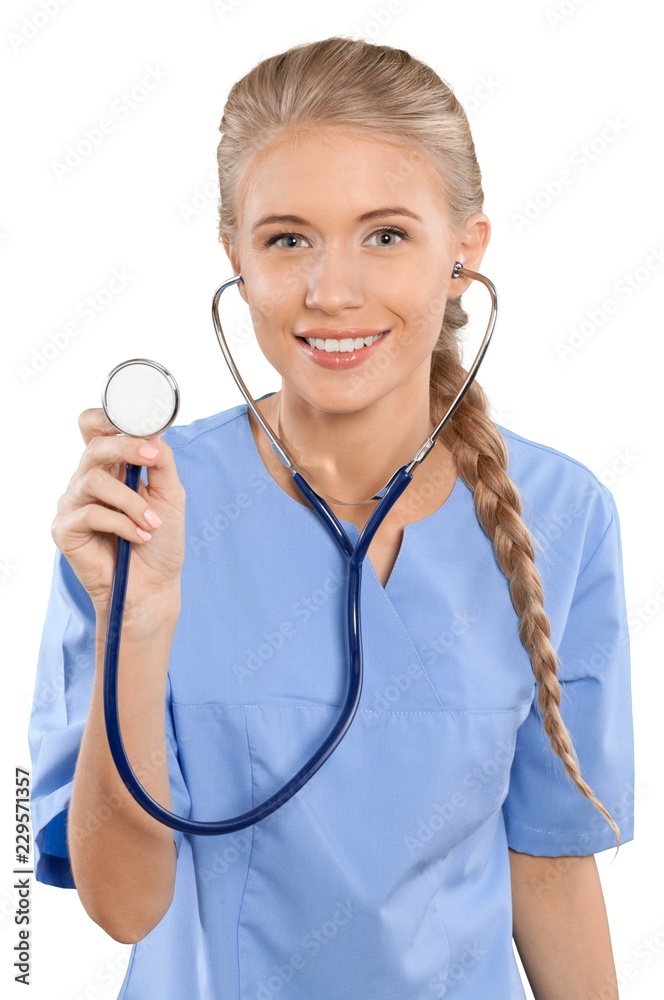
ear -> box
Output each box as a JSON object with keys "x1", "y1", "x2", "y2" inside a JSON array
[
  {"x1": 221, "y1": 236, "x2": 248, "y2": 303},
  {"x1": 447, "y1": 212, "x2": 491, "y2": 298}
]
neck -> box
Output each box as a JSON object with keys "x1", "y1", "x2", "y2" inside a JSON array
[{"x1": 258, "y1": 367, "x2": 451, "y2": 507}]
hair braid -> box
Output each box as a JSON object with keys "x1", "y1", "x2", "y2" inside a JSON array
[{"x1": 433, "y1": 299, "x2": 622, "y2": 852}]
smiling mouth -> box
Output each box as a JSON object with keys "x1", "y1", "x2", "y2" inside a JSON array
[{"x1": 297, "y1": 332, "x2": 387, "y2": 354}]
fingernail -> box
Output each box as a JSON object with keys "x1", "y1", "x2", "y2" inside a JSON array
[
  {"x1": 139, "y1": 445, "x2": 160, "y2": 459},
  {"x1": 144, "y1": 508, "x2": 162, "y2": 528},
  {"x1": 136, "y1": 527, "x2": 152, "y2": 541}
]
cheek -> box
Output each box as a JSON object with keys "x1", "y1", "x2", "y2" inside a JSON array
[
  {"x1": 242, "y1": 285, "x2": 283, "y2": 341},
  {"x1": 404, "y1": 284, "x2": 449, "y2": 350},
  {"x1": 245, "y1": 274, "x2": 314, "y2": 353},
  {"x1": 390, "y1": 287, "x2": 447, "y2": 355}
]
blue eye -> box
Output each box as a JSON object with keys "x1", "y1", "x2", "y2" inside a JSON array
[
  {"x1": 367, "y1": 226, "x2": 409, "y2": 246},
  {"x1": 263, "y1": 232, "x2": 310, "y2": 248},
  {"x1": 262, "y1": 226, "x2": 411, "y2": 249}
]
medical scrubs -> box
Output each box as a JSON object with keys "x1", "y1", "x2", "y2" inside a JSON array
[{"x1": 28, "y1": 396, "x2": 635, "y2": 999}]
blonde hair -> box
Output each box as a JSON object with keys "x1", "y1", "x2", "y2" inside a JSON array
[{"x1": 216, "y1": 35, "x2": 621, "y2": 851}]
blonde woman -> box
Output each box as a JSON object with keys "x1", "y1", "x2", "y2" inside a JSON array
[{"x1": 29, "y1": 36, "x2": 634, "y2": 999}]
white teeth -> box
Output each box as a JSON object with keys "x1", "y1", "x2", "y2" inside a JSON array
[{"x1": 305, "y1": 333, "x2": 385, "y2": 353}]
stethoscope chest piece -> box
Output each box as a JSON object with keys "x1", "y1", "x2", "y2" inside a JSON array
[{"x1": 101, "y1": 358, "x2": 180, "y2": 437}]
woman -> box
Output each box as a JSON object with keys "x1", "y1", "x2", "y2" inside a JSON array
[{"x1": 29, "y1": 36, "x2": 634, "y2": 999}]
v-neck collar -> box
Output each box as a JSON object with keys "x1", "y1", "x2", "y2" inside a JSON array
[{"x1": 239, "y1": 396, "x2": 464, "y2": 594}]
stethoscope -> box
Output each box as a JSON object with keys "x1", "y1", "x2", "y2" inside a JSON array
[{"x1": 100, "y1": 261, "x2": 497, "y2": 836}]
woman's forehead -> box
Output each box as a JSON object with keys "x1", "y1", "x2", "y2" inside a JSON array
[{"x1": 235, "y1": 129, "x2": 446, "y2": 229}]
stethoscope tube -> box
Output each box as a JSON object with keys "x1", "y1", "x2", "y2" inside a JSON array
[
  {"x1": 104, "y1": 465, "x2": 411, "y2": 835},
  {"x1": 102, "y1": 262, "x2": 497, "y2": 835}
]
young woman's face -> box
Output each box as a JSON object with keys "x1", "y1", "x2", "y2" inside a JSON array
[{"x1": 226, "y1": 129, "x2": 486, "y2": 415}]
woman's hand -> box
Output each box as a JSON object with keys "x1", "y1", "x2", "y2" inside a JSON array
[{"x1": 52, "y1": 407, "x2": 186, "y2": 622}]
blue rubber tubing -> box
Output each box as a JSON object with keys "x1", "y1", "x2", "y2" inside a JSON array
[{"x1": 102, "y1": 462, "x2": 413, "y2": 835}]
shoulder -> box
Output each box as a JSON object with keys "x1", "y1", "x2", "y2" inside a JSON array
[
  {"x1": 160, "y1": 400, "x2": 248, "y2": 453},
  {"x1": 495, "y1": 423, "x2": 618, "y2": 565},
  {"x1": 154, "y1": 400, "x2": 271, "y2": 503}
]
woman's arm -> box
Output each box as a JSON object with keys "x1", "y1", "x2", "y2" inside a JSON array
[
  {"x1": 68, "y1": 597, "x2": 180, "y2": 945},
  {"x1": 508, "y1": 848, "x2": 619, "y2": 999}
]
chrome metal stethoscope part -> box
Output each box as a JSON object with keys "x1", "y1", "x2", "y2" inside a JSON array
[{"x1": 101, "y1": 358, "x2": 180, "y2": 438}]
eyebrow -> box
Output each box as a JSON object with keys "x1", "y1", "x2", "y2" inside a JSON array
[{"x1": 251, "y1": 206, "x2": 424, "y2": 233}]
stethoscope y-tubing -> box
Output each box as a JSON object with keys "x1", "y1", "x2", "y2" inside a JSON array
[{"x1": 103, "y1": 262, "x2": 497, "y2": 835}]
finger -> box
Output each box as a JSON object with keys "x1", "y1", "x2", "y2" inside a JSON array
[
  {"x1": 58, "y1": 468, "x2": 161, "y2": 535},
  {"x1": 78, "y1": 407, "x2": 123, "y2": 447},
  {"x1": 75, "y1": 431, "x2": 163, "y2": 481},
  {"x1": 54, "y1": 502, "x2": 155, "y2": 553},
  {"x1": 75, "y1": 418, "x2": 184, "y2": 504}
]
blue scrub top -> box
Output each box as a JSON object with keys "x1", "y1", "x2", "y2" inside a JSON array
[{"x1": 28, "y1": 397, "x2": 635, "y2": 999}]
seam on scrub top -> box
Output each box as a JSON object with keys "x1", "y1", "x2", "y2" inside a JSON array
[
  {"x1": 164, "y1": 404, "x2": 248, "y2": 450},
  {"x1": 171, "y1": 700, "x2": 530, "y2": 715},
  {"x1": 575, "y1": 507, "x2": 616, "y2": 582},
  {"x1": 347, "y1": 584, "x2": 448, "y2": 712},
  {"x1": 497, "y1": 423, "x2": 616, "y2": 501},
  {"x1": 508, "y1": 819, "x2": 600, "y2": 836},
  {"x1": 235, "y1": 706, "x2": 256, "y2": 998}
]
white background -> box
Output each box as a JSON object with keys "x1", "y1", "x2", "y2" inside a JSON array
[{"x1": 2, "y1": 0, "x2": 662, "y2": 997}]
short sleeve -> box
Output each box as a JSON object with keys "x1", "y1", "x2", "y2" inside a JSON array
[
  {"x1": 28, "y1": 546, "x2": 191, "y2": 888},
  {"x1": 502, "y1": 489, "x2": 635, "y2": 856}
]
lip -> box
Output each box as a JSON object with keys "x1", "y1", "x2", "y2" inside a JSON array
[{"x1": 295, "y1": 330, "x2": 390, "y2": 369}]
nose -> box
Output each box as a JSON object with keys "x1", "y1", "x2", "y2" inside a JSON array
[{"x1": 304, "y1": 242, "x2": 365, "y2": 313}]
